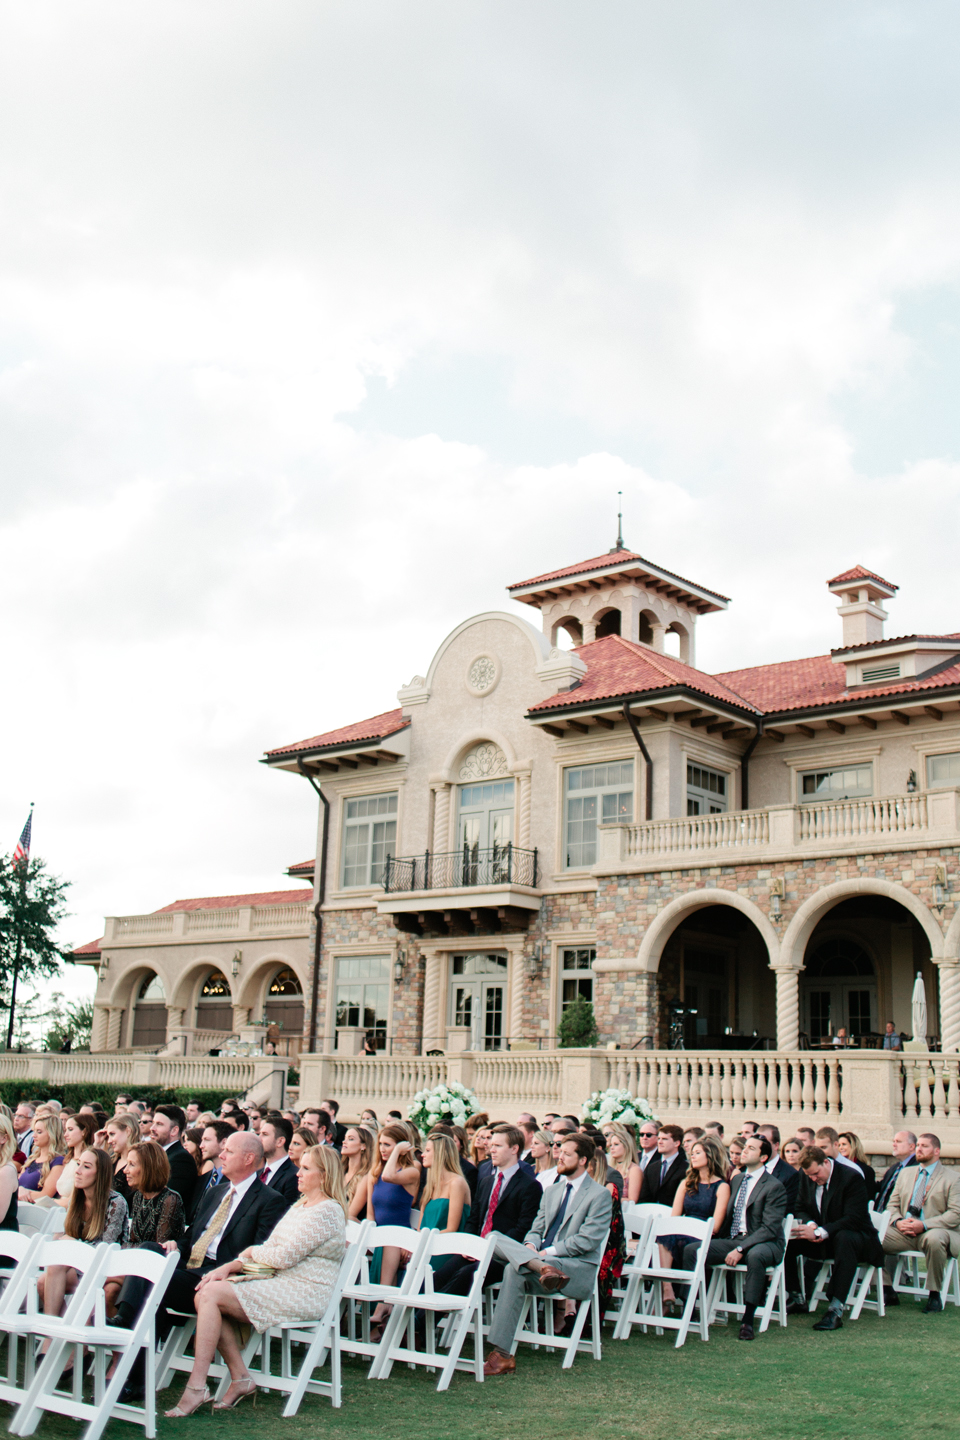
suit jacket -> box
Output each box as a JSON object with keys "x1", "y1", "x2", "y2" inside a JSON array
[
  {"x1": 717, "y1": 1169, "x2": 787, "y2": 1256},
  {"x1": 460, "y1": 1156, "x2": 479, "y2": 1199},
  {"x1": 793, "y1": 1159, "x2": 882, "y2": 1259},
  {"x1": 262, "y1": 1156, "x2": 300, "y2": 1207},
  {"x1": 525, "y1": 1174, "x2": 613, "y2": 1268},
  {"x1": 768, "y1": 1157, "x2": 800, "y2": 1210},
  {"x1": 187, "y1": 1168, "x2": 220, "y2": 1223},
  {"x1": 875, "y1": 1154, "x2": 918, "y2": 1211},
  {"x1": 165, "y1": 1141, "x2": 198, "y2": 1211},
  {"x1": 177, "y1": 1176, "x2": 288, "y2": 1270},
  {"x1": 470, "y1": 1166, "x2": 541, "y2": 1243},
  {"x1": 888, "y1": 1161, "x2": 960, "y2": 1232},
  {"x1": 639, "y1": 1150, "x2": 686, "y2": 1207}
]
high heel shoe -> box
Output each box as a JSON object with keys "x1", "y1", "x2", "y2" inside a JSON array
[
  {"x1": 164, "y1": 1384, "x2": 212, "y2": 1418},
  {"x1": 213, "y1": 1378, "x2": 257, "y2": 1411}
]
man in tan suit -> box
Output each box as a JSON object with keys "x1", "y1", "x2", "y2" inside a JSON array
[{"x1": 882, "y1": 1131, "x2": 960, "y2": 1312}]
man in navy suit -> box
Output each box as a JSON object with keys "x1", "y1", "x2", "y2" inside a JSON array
[{"x1": 432, "y1": 1125, "x2": 542, "y2": 1297}]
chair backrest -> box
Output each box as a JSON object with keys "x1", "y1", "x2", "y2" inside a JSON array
[
  {"x1": 365, "y1": 1224, "x2": 421, "y2": 1252},
  {"x1": 421, "y1": 1229, "x2": 491, "y2": 1265},
  {"x1": 1, "y1": 1237, "x2": 119, "y2": 1321},
  {"x1": 345, "y1": 1218, "x2": 364, "y2": 1244},
  {"x1": 640, "y1": 1214, "x2": 712, "y2": 1272},
  {"x1": 18, "y1": 1206, "x2": 63, "y2": 1238},
  {"x1": 0, "y1": 1231, "x2": 39, "y2": 1266},
  {"x1": 870, "y1": 1209, "x2": 891, "y2": 1243},
  {"x1": 624, "y1": 1202, "x2": 670, "y2": 1232}
]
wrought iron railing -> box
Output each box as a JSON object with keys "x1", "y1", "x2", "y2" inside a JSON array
[{"x1": 382, "y1": 843, "x2": 538, "y2": 893}]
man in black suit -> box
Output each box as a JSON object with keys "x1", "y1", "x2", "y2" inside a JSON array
[
  {"x1": 875, "y1": 1129, "x2": 918, "y2": 1211},
  {"x1": 758, "y1": 1124, "x2": 800, "y2": 1209},
  {"x1": 150, "y1": 1104, "x2": 197, "y2": 1211},
  {"x1": 685, "y1": 1134, "x2": 787, "y2": 1342},
  {"x1": 784, "y1": 1145, "x2": 883, "y2": 1331},
  {"x1": 321, "y1": 1099, "x2": 347, "y2": 1150},
  {"x1": 432, "y1": 1124, "x2": 542, "y2": 1297},
  {"x1": 259, "y1": 1114, "x2": 300, "y2": 1206},
  {"x1": 639, "y1": 1124, "x2": 687, "y2": 1206}
]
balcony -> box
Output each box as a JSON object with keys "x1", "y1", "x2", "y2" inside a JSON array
[
  {"x1": 596, "y1": 787, "x2": 960, "y2": 873},
  {"x1": 377, "y1": 844, "x2": 540, "y2": 933}
]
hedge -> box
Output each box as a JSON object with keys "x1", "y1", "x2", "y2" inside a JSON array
[{"x1": 0, "y1": 1081, "x2": 243, "y2": 1113}]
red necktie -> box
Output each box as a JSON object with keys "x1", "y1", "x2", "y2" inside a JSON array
[{"x1": 481, "y1": 1172, "x2": 504, "y2": 1237}]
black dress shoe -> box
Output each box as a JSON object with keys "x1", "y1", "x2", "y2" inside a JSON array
[
  {"x1": 118, "y1": 1383, "x2": 145, "y2": 1404},
  {"x1": 738, "y1": 1323, "x2": 755, "y2": 1341},
  {"x1": 923, "y1": 1294, "x2": 943, "y2": 1313},
  {"x1": 883, "y1": 1288, "x2": 900, "y2": 1307},
  {"x1": 812, "y1": 1311, "x2": 843, "y2": 1331},
  {"x1": 785, "y1": 1294, "x2": 807, "y2": 1316}
]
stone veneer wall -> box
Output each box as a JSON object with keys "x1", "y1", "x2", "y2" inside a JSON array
[{"x1": 314, "y1": 906, "x2": 424, "y2": 1052}]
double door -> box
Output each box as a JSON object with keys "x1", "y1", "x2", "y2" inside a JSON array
[
  {"x1": 457, "y1": 780, "x2": 514, "y2": 883},
  {"x1": 803, "y1": 982, "x2": 877, "y2": 1041},
  {"x1": 450, "y1": 953, "x2": 507, "y2": 1050}
]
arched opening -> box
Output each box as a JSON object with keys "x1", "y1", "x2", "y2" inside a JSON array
[
  {"x1": 665, "y1": 621, "x2": 691, "y2": 663},
  {"x1": 659, "y1": 905, "x2": 776, "y2": 1048},
  {"x1": 552, "y1": 616, "x2": 583, "y2": 649},
  {"x1": 264, "y1": 966, "x2": 305, "y2": 1056},
  {"x1": 195, "y1": 970, "x2": 234, "y2": 1033},
  {"x1": 596, "y1": 608, "x2": 621, "y2": 638},
  {"x1": 132, "y1": 973, "x2": 168, "y2": 1048},
  {"x1": 799, "y1": 896, "x2": 934, "y2": 1046}
]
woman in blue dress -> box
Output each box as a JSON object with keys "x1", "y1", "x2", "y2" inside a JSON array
[
  {"x1": 419, "y1": 1133, "x2": 471, "y2": 1265},
  {"x1": 366, "y1": 1123, "x2": 421, "y2": 1331},
  {"x1": 659, "y1": 1136, "x2": 730, "y2": 1309}
]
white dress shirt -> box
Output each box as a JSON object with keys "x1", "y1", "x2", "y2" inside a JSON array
[
  {"x1": 542, "y1": 1168, "x2": 590, "y2": 1255},
  {"x1": 731, "y1": 1166, "x2": 764, "y2": 1236},
  {"x1": 262, "y1": 1156, "x2": 288, "y2": 1182},
  {"x1": 639, "y1": 1148, "x2": 658, "y2": 1170},
  {"x1": 205, "y1": 1172, "x2": 258, "y2": 1261}
]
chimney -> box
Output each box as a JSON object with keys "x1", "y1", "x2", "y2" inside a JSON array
[{"x1": 826, "y1": 566, "x2": 898, "y2": 649}]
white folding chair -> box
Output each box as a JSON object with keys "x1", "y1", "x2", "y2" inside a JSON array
[
  {"x1": 891, "y1": 1244, "x2": 960, "y2": 1306},
  {"x1": 705, "y1": 1215, "x2": 793, "y2": 1333},
  {"x1": 339, "y1": 1224, "x2": 431, "y2": 1366},
  {"x1": 370, "y1": 1230, "x2": 497, "y2": 1388},
  {"x1": 614, "y1": 1214, "x2": 713, "y2": 1347},
  {"x1": 10, "y1": 1246, "x2": 179, "y2": 1440},
  {"x1": 608, "y1": 1204, "x2": 669, "y2": 1325},
  {"x1": 0, "y1": 1230, "x2": 41, "y2": 1287},
  {"x1": 0, "y1": 1238, "x2": 120, "y2": 1416},
  {"x1": 221, "y1": 1218, "x2": 373, "y2": 1415},
  {"x1": 17, "y1": 1207, "x2": 65, "y2": 1240},
  {"x1": 807, "y1": 1210, "x2": 890, "y2": 1319},
  {"x1": 508, "y1": 1240, "x2": 609, "y2": 1370}
]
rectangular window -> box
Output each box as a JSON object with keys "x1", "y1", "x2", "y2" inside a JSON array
[
  {"x1": 563, "y1": 762, "x2": 633, "y2": 869},
  {"x1": 334, "y1": 955, "x2": 389, "y2": 1049},
  {"x1": 927, "y1": 753, "x2": 960, "y2": 788},
  {"x1": 686, "y1": 763, "x2": 728, "y2": 816},
  {"x1": 799, "y1": 765, "x2": 873, "y2": 802},
  {"x1": 560, "y1": 946, "x2": 595, "y2": 1012},
  {"x1": 340, "y1": 793, "x2": 398, "y2": 887}
]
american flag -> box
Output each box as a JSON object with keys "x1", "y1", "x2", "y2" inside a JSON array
[{"x1": 11, "y1": 808, "x2": 33, "y2": 869}]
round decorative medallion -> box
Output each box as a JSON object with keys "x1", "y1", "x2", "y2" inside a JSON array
[{"x1": 465, "y1": 652, "x2": 501, "y2": 698}]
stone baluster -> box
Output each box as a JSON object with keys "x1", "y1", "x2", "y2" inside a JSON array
[
  {"x1": 743, "y1": 1062, "x2": 756, "y2": 1111},
  {"x1": 710, "y1": 1058, "x2": 722, "y2": 1109},
  {"x1": 827, "y1": 1058, "x2": 842, "y2": 1111},
  {"x1": 677, "y1": 1058, "x2": 690, "y2": 1109},
  {"x1": 777, "y1": 1060, "x2": 791, "y2": 1109},
  {"x1": 732, "y1": 1061, "x2": 745, "y2": 1111},
  {"x1": 657, "y1": 1059, "x2": 671, "y2": 1111},
  {"x1": 754, "y1": 1062, "x2": 768, "y2": 1110},
  {"x1": 667, "y1": 1060, "x2": 680, "y2": 1110},
  {"x1": 790, "y1": 1060, "x2": 803, "y2": 1110},
  {"x1": 814, "y1": 1060, "x2": 828, "y2": 1111},
  {"x1": 720, "y1": 1060, "x2": 734, "y2": 1110},
  {"x1": 933, "y1": 1062, "x2": 947, "y2": 1117}
]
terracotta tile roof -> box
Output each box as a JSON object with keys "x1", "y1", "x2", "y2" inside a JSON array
[
  {"x1": 827, "y1": 564, "x2": 898, "y2": 590},
  {"x1": 528, "y1": 635, "x2": 760, "y2": 715},
  {"x1": 72, "y1": 938, "x2": 102, "y2": 957},
  {"x1": 716, "y1": 653, "x2": 960, "y2": 716},
  {"x1": 155, "y1": 889, "x2": 311, "y2": 913},
  {"x1": 265, "y1": 708, "x2": 409, "y2": 759},
  {"x1": 507, "y1": 549, "x2": 730, "y2": 604},
  {"x1": 286, "y1": 859, "x2": 314, "y2": 878},
  {"x1": 830, "y1": 633, "x2": 960, "y2": 657}
]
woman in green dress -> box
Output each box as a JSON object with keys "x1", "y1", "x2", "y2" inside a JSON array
[{"x1": 420, "y1": 1132, "x2": 471, "y2": 1266}]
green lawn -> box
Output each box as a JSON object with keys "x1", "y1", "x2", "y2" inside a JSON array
[{"x1": 20, "y1": 1298, "x2": 960, "y2": 1440}]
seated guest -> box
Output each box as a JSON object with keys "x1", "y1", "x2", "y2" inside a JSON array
[
  {"x1": 259, "y1": 1115, "x2": 300, "y2": 1207},
  {"x1": 637, "y1": 1121, "x2": 660, "y2": 1171},
  {"x1": 881, "y1": 1132, "x2": 960, "y2": 1313},
  {"x1": 360, "y1": 1109, "x2": 379, "y2": 1129},
  {"x1": 795, "y1": 1126, "x2": 815, "y2": 1150},
  {"x1": 782, "y1": 1138, "x2": 804, "y2": 1171},
  {"x1": 182, "y1": 1127, "x2": 205, "y2": 1168},
  {"x1": 579, "y1": 1135, "x2": 625, "y2": 1329},
  {"x1": 727, "y1": 1136, "x2": 744, "y2": 1177},
  {"x1": 882, "y1": 1021, "x2": 902, "y2": 1051},
  {"x1": 289, "y1": 1125, "x2": 319, "y2": 1166},
  {"x1": 450, "y1": 1125, "x2": 478, "y2": 1198},
  {"x1": 758, "y1": 1124, "x2": 800, "y2": 1208},
  {"x1": 163, "y1": 1145, "x2": 348, "y2": 1416},
  {"x1": 366, "y1": 1124, "x2": 420, "y2": 1329},
  {"x1": 18, "y1": 1114, "x2": 65, "y2": 1203},
  {"x1": 104, "y1": 1114, "x2": 140, "y2": 1207},
  {"x1": 341, "y1": 1125, "x2": 378, "y2": 1218},
  {"x1": 470, "y1": 1126, "x2": 492, "y2": 1173},
  {"x1": 659, "y1": 1137, "x2": 730, "y2": 1306},
  {"x1": 784, "y1": 1144, "x2": 883, "y2": 1330},
  {"x1": 838, "y1": 1133, "x2": 875, "y2": 1201},
  {"x1": 432, "y1": 1124, "x2": 541, "y2": 1298},
  {"x1": 150, "y1": 1104, "x2": 197, "y2": 1211},
  {"x1": 191, "y1": 1121, "x2": 234, "y2": 1219},
  {"x1": 684, "y1": 1134, "x2": 787, "y2": 1341},
  {"x1": 482, "y1": 1134, "x2": 613, "y2": 1376},
  {"x1": 51, "y1": 1113, "x2": 99, "y2": 1205},
  {"x1": 704, "y1": 1121, "x2": 725, "y2": 1139},
  {"x1": 0, "y1": 1116, "x2": 19, "y2": 1257},
  {"x1": 602, "y1": 1123, "x2": 642, "y2": 1202},
  {"x1": 682, "y1": 1126, "x2": 706, "y2": 1158},
  {"x1": 831, "y1": 1027, "x2": 852, "y2": 1047},
  {"x1": 38, "y1": 1148, "x2": 128, "y2": 1344},
  {"x1": 638, "y1": 1125, "x2": 687, "y2": 1206},
  {"x1": 815, "y1": 1126, "x2": 862, "y2": 1178},
  {"x1": 875, "y1": 1130, "x2": 918, "y2": 1213},
  {"x1": 529, "y1": 1129, "x2": 556, "y2": 1184},
  {"x1": 519, "y1": 1118, "x2": 537, "y2": 1165},
  {"x1": 126, "y1": 1140, "x2": 186, "y2": 1245},
  {"x1": 420, "y1": 1132, "x2": 472, "y2": 1253}
]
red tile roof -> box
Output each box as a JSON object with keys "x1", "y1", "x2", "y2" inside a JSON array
[
  {"x1": 72, "y1": 938, "x2": 102, "y2": 957},
  {"x1": 528, "y1": 635, "x2": 760, "y2": 715},
  {"x1": 286, "y1": 859, "x2": 314, "y2": 878},
  {"x1": 827, "y1": 564, "x2": 898, "y2": 590},
  {"x1": 830, "y1": 633, "x2": 960, "y2": 657},
  {"x1": 507, "y1": 549, "x2": 730, "y2": 604},
  {"x1": 717, "y1": 653, "x2": 960, "y2": 716},
  {"x1": 265, "y1": 708, "x2": 409, "y2": 759},
  {"x1": 155, "y1": 889, "x2": 311, "y2": 913}
]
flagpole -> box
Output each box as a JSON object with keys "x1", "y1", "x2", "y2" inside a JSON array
[{"x1": 6, "y1": 803, "x2": 33, "y2": 1051}]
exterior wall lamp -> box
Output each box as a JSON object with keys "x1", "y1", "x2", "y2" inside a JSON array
[
  {"x1": 769, "y1": 877, "x2": 784, "y2": 921},
  {"x1": 907, "y1": 769, "x2": 918, "y2": 793},
  {"x1": 934, "y1": 864, "x2": 948, "y2": 911},
  {"x1": 231, "y1": 950, "x2": 242, "y2": 978},
  {"x1": 526, "y1": 944, "x2": 543, "y2": 977},
  {"x1": 394, "y1": 950, "x2": 407, "y2": 984}
]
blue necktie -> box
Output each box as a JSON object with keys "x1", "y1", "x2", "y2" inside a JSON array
[
  {"x1": 543, "y1": 1183, "x2": 573, "y2": 1247},
  {"x1": 909, "y1": 1167, "x2": 929, "y2": 1214}
]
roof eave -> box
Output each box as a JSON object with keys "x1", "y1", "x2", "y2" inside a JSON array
[
  {"x1": 525, "y1": 684, "x2": 760, "y2": 726},
  {"x1": 762, "y1": 684, "x2": 960, "y2": 727},
  {"x1": 261, "y1": 721, "x2": 411, "y2": 767}
]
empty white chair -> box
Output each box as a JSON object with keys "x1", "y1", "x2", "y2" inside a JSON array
[
  {"x1": 806, "y1": 1210, "x2": 890, "y2": 1320},
  {"x1": 614, "y1": 1214, "x2": 713, "y2": 1347},
  {"x1": 705, "y1": 1215, "x2": 794, "y2": 1333},
  {"x1": 17, "y1": 1207, "x2": 64, "y2": 1240},
  {"x1": 890, "y1": 1243, "x2": 960, "y2": 1306}
]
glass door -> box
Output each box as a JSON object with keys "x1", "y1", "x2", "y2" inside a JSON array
[
  {"x1": 457, "y1": 780, "x2": 515, "y2": 883},
  {"x1": 481, "y1": 982, "x2": 505, "y2": 1050},
  {"x1": 449, "y1": 953, "x2": 508, "y2": 1049}
]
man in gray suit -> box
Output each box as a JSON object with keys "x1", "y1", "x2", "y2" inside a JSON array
[
  {"x1": 683, "y1": 1134, "x2": 787, "y2": 1342},
  {"x1": 483, "y1": 1133, "x2": 612, "y2": 1375}
]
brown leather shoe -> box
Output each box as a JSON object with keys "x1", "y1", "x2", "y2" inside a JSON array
[
  {"x1": 537, "y1": 1265, "x2": 571, "y2": 1293},
  {"x1": 483, "y1": 1350, "x2": 516, "y2": 1376}
]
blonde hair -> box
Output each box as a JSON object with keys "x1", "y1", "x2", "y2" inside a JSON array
[
  {"x1": 532, "y1": 1129, "x2": 555, "y2": 1174},
  {"x1": 341, "y1": 1126, "x2": 377, "y2": 1201},
  {"x1": 603, "y1": 1122, "x2": 639, "y2": 1173},
  {"x1": 839, "y1": 1131, "x2": 869, "y2": 1167},
  {"x1": 105, "y1": 1115, "x2": 140, "y2": 1154},
  {"x1": 29, "y1": 1113, "x2": 65, "y2": 1183},
  {"x1": 422, "y1": 1133, "x2": 464, "y2": 1207},
  {"x1": 301, "y1": 1144, "x2": 349, "y2": 1215},
  {"x1": 0, "y1": 1115, "x2": 16, "y2": 1167}
]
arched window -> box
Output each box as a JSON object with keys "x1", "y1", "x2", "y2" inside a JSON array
[
  {"x1": 268, "y1": 967, "x2": 303, "y2": 996},
  {"x1": 138, "y1": 974, "x2": 166, "y2": 1002},
  {"x1": 132, "y1": 972, "x2": 168, "y2": 1047},
  {"x1": 264, "y1": 967, "x2": 305, "y2": 1052},
  {"x1": 195, "y1": 970, "x2": 233, "y2": 1032},
  {"x1": 804, "y1": 939, "x2": 875, "y2": 979}
]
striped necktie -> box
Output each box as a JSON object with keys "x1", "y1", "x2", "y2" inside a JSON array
[{"x1": 187, "y1": 1187, "x2": 235, "y2": 1269}]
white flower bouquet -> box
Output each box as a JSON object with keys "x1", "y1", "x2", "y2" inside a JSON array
[
  {"x1": 581, "y1": 1087, "x2": 657, "y2": 1128},
  {"x1": 407, "y1": 1080, "x2": 480, "y2": 1134}
]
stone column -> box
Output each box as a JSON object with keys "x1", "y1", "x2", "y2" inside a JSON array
[
  {"x1": 432, "y1": 784, "x2": 451, "y2": 854},
  {"x1": 421, "y1": 953, "x2": 445, "y2": 1052},
  {"x1": 582, "y1": 620, "x2": 597, "y2": 643},
  {"x1": 91, "y1": 1005, "x2": 110, "y2": 1052},
  {"x1": 773, "y1": 967, "x2": 800, "y2": 1051},
  {"x1": 514, "y1": 769, "x2": 532, "y2": 849},
  {"x1": 938, "y1": 961, "x2": 960, "y2": 1052},
  {"x1": 107, "y1": 1006, "x2": 126, "y2": 1049},
  {"x1": 650, "y1": 623, "x2": 667, "y2": 653}
]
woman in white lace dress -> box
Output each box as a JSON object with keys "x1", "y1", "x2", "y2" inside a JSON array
[{"x1": 164, "y1": 1145, "x2": 347, "y2": 1418}]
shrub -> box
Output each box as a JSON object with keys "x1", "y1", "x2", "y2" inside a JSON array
[
  {"x1": 557, "y1": 996, "x2": 599, "y2": 1048},
  {"x1": 0, "y1": 1081, "x2": 241, "y2": 1113}
]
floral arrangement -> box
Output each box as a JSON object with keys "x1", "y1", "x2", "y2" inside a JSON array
[
  {"x1": 581, "y1": 1087, "x2": 658, "y2": 1128},
  {"x1": 407, "y1": 1080, "x2": 480, "y2": 1133}
]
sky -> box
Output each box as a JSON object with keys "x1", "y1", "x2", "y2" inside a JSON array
[{"x1": 3, "y1": 2, "x2": 960, "y2": 1011}]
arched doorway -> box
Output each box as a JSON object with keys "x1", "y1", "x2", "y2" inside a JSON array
[
  {"x1": 658, "y1": 905, "x2": 776, "y2": 1048},
  {"x1": 264, "y1": 966, "x2": 305, "y2": 1055},
  {"x1": 800, "y1": 937, "x2": 876, "y2": 1042},
  {"x1": 195, "y1": 970, "x2": 233, "y2": 1033},
  {"x1": 132, "y1": 973, "x2": 168, "y2": 1047}
]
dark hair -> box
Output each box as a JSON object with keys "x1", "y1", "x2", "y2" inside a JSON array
[
  {"x1": 559, "y1": 1132, "x2": 595, "y2": 1164},
  {"x1": 154, "y1": 1104, "x2": 186, "y2": 1136},
  {"x1": 321, "y1": 1098, "x2": 340, "y2": 1116},
  {"x1": 490, "y1": 1124, "x2": 524, "y2": 1155},
  {"x1": 800, "y1": 1145, "x2": 827, "y2": 1169},
  {"x1": 705, "y1": 1120, "x2": 724, "y2": 1136},
  {"x1": 758, "y1": 1124, "x2": 780, "y2": 1146},
  {"x1": 65, "y1": 1147, "x2": 115, "y2": 1240},
  {"x1": 683, "y1": 1126, "x2": 705, "y2": 1140},
  {"x1": 225, "y1": 1108, "x2": 249, "y2": 1131},
  {"x1": 261, "y1": 1114, "x2": 293, "y2": 1149},
  {"x1": 660, "y1": 1124, "x2": 684, "y2": 1144},
  {"x1": 203, "y1": 1120, "x2": 234, "y2": 1146},
  {"x1": 182, "y1": 1128, "x2": 204, "y2": 1171},
  {"x1": 129, "y1": 1139, "x2": 172, "y2": 1193},
  {"x1": 66, "y1": 1112, "x2": 99, "y2": 1154},
  {"x1": 919, "y1": 1132, "x2": 942, "y2": 1150},
  {"x1": 755, "y1": 1136, "x2": 773, "y2": 1163}
]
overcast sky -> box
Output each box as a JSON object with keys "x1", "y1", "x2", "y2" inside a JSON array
[{"x1": 3, "y1": 3, "x2": 960, "y2": 1007}]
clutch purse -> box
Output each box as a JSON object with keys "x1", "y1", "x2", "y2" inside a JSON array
[{"x1": 230, "y1": 1259, "x2": 277, "y2": 1283}]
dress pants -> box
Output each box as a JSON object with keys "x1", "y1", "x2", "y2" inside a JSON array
[
  {"x1": 882, "y1": 1225, "x2": 960, "y2": 1292},
  {"x1": 784, "y1": 1231, "x2": 878, "y2": 1303},
  {"x1": 430, "y1": 1254, "x2": 506, "y2": 1296},
  {"x1": 486, "y1": 1232, "x2": 597, "y2": 1355},
  {"x1": 683, "y1": 1238, "x2": 782, "y2": 1307},
  {"x1": 116, "y1": 1243, "x2": 210, "y2": 1341}
]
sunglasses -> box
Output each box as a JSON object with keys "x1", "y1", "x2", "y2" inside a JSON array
[{"x1": 640, "y1": 1132, "x2": 658, "y2": 1138}]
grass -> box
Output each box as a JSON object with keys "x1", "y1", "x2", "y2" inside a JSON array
[{"x1": 21, "y1": 1297, "x2": 960, "y2": 1440}]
